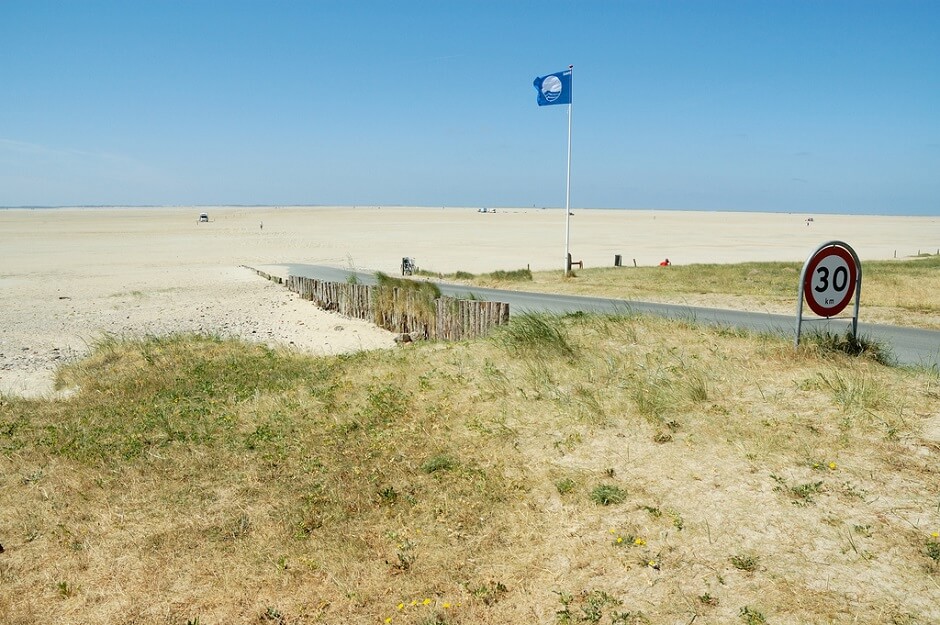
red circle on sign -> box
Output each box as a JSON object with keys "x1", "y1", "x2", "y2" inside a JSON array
[{"x1": 803, "y1": 245, "x2": 858, "y2": 317}]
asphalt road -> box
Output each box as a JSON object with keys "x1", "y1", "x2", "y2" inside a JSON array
[{"x1": 283, "y1": 264, "x2": 940, "y2": 369}]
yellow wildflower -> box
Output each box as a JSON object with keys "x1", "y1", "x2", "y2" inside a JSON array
[
  {"x1": 443, "y1": 602, "x2": 451, "y2": 609},
  {"x1": 384, "y1": 618, "x2": 392, "y2": 624},
  {"x1": 634, "y1": 537, "x2": 646, "y2": 546},
  {"x1": 828, "y1": 462, "x2": 837, "y2": 470},
  {"x1": 616, "y1": 537, "x2": 623, "y2": 544},
  {"x1": 422, "y1": 598, "x2": 431, "y2": 606},
  {"x1": 932, "y1": 531, "x2": 939, "y2": 539},
  {"x1": 397, "y1": 603, "x2": 404, "y2": 611}
]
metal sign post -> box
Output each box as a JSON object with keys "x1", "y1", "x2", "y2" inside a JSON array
[{"x1": 795, "y1": 241, "x2": 862, "y2": 347}]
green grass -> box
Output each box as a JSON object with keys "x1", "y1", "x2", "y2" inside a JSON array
[
  {"x1": 493, "y1": 312, "x2": 576, "y2": 359},
  {"x1": 487, "y1": 268, "x2": 532, "y2": 281},
  {"x1": 415, "y1": 267, "x2": 533, "y2": 282},
  {"x1": 590, "y1": 484, "x2": 627, "y2": 506},
  {"x1": 421, "y1": 454, "x2": 457, "y2": 474},
  {"x1": 802, "y1": 329, "x2": 894, "y2": 365},
  {"x1": 374, "y1": 271, "x2": 442, "y2": 334},
  {"x1": 730, "y1": 554, "x2": 760, "y2": 572}
]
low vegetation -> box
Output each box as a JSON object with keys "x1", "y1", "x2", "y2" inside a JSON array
[
  {"x1": 416, "y1": 267, "x2": 533, "y2": 283},
  {"x1": 374, "y1": 271, "x2": 442, "y2": 335},
  {"x1": 439, "y1": 255, "x2": 940, "y2": 329},
  {"x1": 2, "y1": 307, "x2": 938, "y2": 624}
]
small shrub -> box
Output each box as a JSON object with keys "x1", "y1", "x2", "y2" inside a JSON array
[
  {"x1": 555, "y1": 477, "x2": 576, "y2": 495},
  {"x1": 495, "y1": 313, "x2": 576, "y2": 359},
  {"x1": 471, "y1": 580, "x2": 508, "y2": 606},
  {"x1": 393, "y1": 540, "x2": 416, "y2": 571},
  {"x1": 374, "y1": 272, "x2": 441, "y2": 334},
  {"x1": 590, "y1": 484, "x2": 627, "y2": 506},
  {"x1": 926, "y1": 535, "x2": 940, "y2": 562},
  {"x1": 422, "y1": 454, "x2": 457, "y2": 474},
  {"x1": 378, "y1": 485, "x2": 398, "y2": 504},
  {"x1": 739, "y1": 605, "x2": 767, "y2": 624},
  {"x1": 804, "y1": 329, "x2": 893, "y2": 365},
  {"x1": 730, "y1": 553, "x2": 759, "y2": 572},
  {"x1": 226, "y1": 514, "x2": 251, "y2": 540},
  {"x1": 56, "y1": 580, "x2": 76, "y2": 598},
  {"x1": 555, "y1": 589, "x2": 625, "y2": 624},
  {"x1": 488, "y1": 268, "x2": 532, "y2": 281},
  {"x1": 790, "y1": 481, "x2": 824, "y2": 505},
  {"x1": 683, "y1": 370, "x2": 710, "y2": 402},
  {"x1": 771, "y1": 474, "x2": 824, "y2": 506},
  {"x1": 642, "y1": 505, "x2": 662, "y2": 518},
  {"x1": 699, "y1": 593, "x2": 719, "y2": 606},
  {"x1": 652, "y1": 431, "x2": 673, "y2": 444},
  {"x1": 817, "y1": 371, "x2": 887, "y2": 411}
]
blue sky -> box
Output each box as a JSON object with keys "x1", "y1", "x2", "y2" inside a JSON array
[{"x1": 1, "y1": 1, "x2": 938, "y2": 214}]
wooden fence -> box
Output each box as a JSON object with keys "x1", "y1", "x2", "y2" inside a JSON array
[{"x1": 245, "y1": 267, "x2": 509, "y2": 341}]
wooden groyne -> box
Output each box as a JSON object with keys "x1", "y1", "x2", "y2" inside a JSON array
[{"x1": 245, "y1": 267, "x2": 510, "y2": 341}]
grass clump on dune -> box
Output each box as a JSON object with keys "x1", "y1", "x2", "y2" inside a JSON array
[
  {"x1": 416, "y1": 267, "x2": 533, "y2": 283},
  {"x1": 801, "y1": 329, "x2": 894, "y2": 365},
  {"x1": 1, "y1": 314, "x2": 939, "y2": 624},
  {"x1": 374, "y1": 271, "x2": 442, "y2": 335},
  {"x1": 493, "y1": 312, "x2": 577, "y2": 360}
]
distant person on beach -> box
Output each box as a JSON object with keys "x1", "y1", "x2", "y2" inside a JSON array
[{"x1": 659, "y1": 258, "x2": 671, "y2": 266}]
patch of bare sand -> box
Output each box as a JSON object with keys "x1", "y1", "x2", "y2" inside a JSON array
[{"x1": 0, "y1": 265, "x2": 395, "y2": 399}]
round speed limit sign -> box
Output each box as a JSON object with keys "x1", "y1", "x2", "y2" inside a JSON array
[{"x1": 803, "y1": 245, "x2": 858, "y2": 317}]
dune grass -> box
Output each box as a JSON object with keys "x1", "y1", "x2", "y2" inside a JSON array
[
  {"x1": 416, "y1": 267, "x2": 533, "y2": 282},
  {"x1": 374, "y1": 272, "x2": 442, "y2": 335},
  {"x1": 2, "y1": 312, "x2": 938, "y2": 624}
]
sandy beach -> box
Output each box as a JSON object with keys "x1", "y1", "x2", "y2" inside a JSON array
[{"x1": 2, "y1": 205, "x2": 938, "y2": 398}]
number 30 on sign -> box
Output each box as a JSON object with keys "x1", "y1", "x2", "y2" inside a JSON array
[{"x1": 803, "y1": 244, "x2": 858, "y2": 317}]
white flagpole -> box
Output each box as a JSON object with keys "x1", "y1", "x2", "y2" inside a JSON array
[{"x1": 564, "y1": 64, "x2": 573, "y2": 276}]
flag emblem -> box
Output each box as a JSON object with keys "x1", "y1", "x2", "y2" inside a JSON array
[{"x1": 534, "y1": 69, "x2": 572, "y2": 106}]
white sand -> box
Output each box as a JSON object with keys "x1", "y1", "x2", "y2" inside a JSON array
[{"x1": 2, "y1": 206, "x2": 937, "y2": 398}]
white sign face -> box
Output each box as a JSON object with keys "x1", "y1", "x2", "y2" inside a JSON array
[{"x1": 803, "y1": 245, "x2": 857, "y2": 317}]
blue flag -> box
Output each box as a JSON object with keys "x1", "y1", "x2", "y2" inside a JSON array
[{"x1": 534, "y1": 68, "x2": 572, "y2": 106}]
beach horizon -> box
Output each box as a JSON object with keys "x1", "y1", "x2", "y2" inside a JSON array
[{"x1": 2, "y1": 205, "x2": 937, "y2": 273}]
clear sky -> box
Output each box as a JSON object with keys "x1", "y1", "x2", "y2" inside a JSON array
[{"x1": 1, "y1": 0, "x2": 938, "y2": 214}]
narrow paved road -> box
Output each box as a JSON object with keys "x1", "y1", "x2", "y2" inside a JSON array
[{"x1": 283, "y1": 264, "x2": 940, "y2": 369}]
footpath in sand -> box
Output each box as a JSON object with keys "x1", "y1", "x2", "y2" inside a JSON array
[{"x1": 2, "y1": 206, "x2": 937, "y2": 398}]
